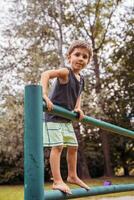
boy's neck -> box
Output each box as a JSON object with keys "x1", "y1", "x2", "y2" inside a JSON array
[
  {"x1": 70, "y1": 67, "x2": 80, "y2": 75},
  {"x1": 70, "y1": 67, "x2": 80, "y2": 81}
]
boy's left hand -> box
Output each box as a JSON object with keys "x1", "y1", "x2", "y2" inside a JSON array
[{"x1": 74, "y1": 108, "x2": 85, "y2": 121}]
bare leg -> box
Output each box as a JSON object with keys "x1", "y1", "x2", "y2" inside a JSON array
[
  {"x1": 50, "y1": 146, "x2": 72, "y2": 194},
  {"x1": 67, "y1": 146, "x2": 90, "y2": 190}
]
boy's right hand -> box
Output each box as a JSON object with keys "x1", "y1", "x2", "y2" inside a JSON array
[{"x1": 44, "y1": 96, "x2": 54, "y2": 111}]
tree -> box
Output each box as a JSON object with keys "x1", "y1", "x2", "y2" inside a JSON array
[
  {"x1": 102, "y1": 13, "x2": 134, "y2": 175},
  {"x1": 71, "y1": 0, "x2": 124, "y2": 177}
]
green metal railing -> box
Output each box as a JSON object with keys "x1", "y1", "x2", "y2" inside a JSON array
[
  {"x1": 44, "y1": 184, "x2": 134, "y2": 200},
  {"x1": 24, "y1": 85, "x2": 134, "y2": 200},
  {"x1": 43, "y1": 103, "x2": 134, "y2": 139}
]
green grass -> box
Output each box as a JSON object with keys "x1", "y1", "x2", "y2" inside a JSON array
[{"x1": 0, "y1": 177, "x2": 134, "y2": 200}]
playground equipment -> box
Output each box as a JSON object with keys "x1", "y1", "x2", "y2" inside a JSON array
[{"x1": 24, "y1": 85, "x2": 134, "y2": 200}]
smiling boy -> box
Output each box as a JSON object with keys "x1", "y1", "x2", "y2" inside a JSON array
[{"x1": 41, "y1": 40, "x2": 93, "y2": 194}]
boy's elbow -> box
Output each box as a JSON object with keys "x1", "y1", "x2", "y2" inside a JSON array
[{"x1": 41, "y1": 71, "x2": 49, "y2": 80}]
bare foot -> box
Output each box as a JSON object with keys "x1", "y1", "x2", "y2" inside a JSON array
[
  {"x1": 67, "y1": 176, "x2": 90, "y2": 190},
  {"x1": 52, "y1": 182, "x2": 72, "y2": 194}
]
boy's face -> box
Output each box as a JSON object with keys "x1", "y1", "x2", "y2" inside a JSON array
[{"x1": 68, "y1": 47, "x2": 89, "y2": 71}]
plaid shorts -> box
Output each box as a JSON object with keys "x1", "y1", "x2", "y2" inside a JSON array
[{"x1": 43, "y1": 122, "x2": 78, "y2": 147}]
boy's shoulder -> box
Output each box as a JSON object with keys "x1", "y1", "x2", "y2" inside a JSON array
[
  {"x1": 56, "y1": 67, "x2": 70, "y2": 83},
  {"x1": 58, "y1": 67, "x2": 70, "y2": 76},
  {"x1": 60, "y1": 67, "x2": 70, "y2": 72}
]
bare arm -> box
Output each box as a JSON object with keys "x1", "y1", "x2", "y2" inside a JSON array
[
  {"x1": 74, "y1": 95, "x2": 84, "y2": 120},
  {"x1": 41, "y1": 68, "x2": 69, "y2": 111},
  {"x1": 75, "y1": 95, "x2": 81, "y2": 110}
]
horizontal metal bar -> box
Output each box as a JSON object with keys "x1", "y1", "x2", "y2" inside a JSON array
[
  {"x1": 43, "y1": 102, "x2": 134, "y2": 139},
  {"x1": 44, "y1": 184, "x2": 134, "y2": 200}
]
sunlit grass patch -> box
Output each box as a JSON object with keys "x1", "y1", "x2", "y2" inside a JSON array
[{"x1": 0, "y1": 185, "x2": 24, "y2": 200}]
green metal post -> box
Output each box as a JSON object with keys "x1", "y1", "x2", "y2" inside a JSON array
[{"x1": 24, "y1": 85, "x2": 44, "y2": 200}]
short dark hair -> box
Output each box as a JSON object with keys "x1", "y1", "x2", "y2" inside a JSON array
[{"x1": 67, "y1": 40, "x2": 93, "y2": 62}]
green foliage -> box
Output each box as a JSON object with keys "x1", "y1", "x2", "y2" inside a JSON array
[
  {"x1": 0, "y1": 154, "x2": 23, "y2": 184},
  {"x1": 0, "y1": 91, "x2": 23, "y2": 184},
  {"x1": 101, "y1": 16, "x2": 134, "y2": 175},
  {"x1": 110, "y1": 135, "x2": 134, "y2": 176},
  {"x1": 84, "y1": 134, "x2": 104, "y2": 177}
]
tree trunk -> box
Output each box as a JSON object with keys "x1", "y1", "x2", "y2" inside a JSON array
[
  {"x1": 93, "y1": 51, "x2": 113, "y2": 177},
  {"x1": 124, "y1": 165, "x2": 129, "y2": 176},
  {"x1": 100, "y1": 132, "x2": 113, "y2": 177},
  {"x1": 77, "y1": 146, "x2": 91, "y2": 179},
  {"x1": 73, "y1": 122, "x2": 91, "y2": 179}
]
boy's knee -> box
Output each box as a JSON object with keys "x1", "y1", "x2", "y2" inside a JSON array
[
  {"x1": 52, "y1": 145, "x2": 63, "y2": 153},
  {"x1": 67, "y1": 146, "x2": 78, "y2": 152}
]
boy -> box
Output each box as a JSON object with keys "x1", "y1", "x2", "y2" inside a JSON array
[{"x1": 41, "y1": 40, "x2": 93, "y2": 194}]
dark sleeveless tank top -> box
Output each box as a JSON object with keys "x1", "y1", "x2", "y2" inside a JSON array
[{"x1": 45, "y1": 67, "x2": 84, "y2": 122}]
